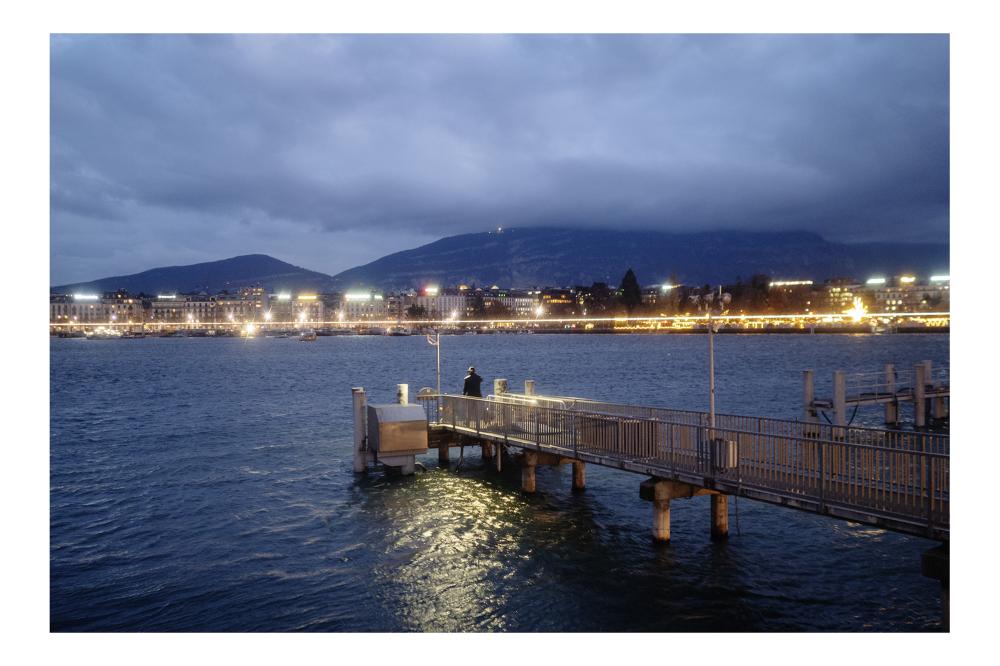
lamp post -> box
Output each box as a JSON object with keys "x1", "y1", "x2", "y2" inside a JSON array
[
  {"x1": 426, "y1": 330, "x2": 441, "y2": 409},
  {"x1": 691, "y1": 286, "x2": 731, "y2": 431}
]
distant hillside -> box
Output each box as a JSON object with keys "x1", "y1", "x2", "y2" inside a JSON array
[
  {"x1": 52, "y1": 254, "x2": 337, "y2": 295},
  {"x1": 329, "y1": 228, "x2": 950, "y2": 290}
]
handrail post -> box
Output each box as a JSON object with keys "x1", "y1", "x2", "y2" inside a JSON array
[{"x1": 818, "y1": 440, "x2": 825, "y2": 512}]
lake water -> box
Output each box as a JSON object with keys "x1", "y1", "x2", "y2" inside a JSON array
[{"x1": 50, "y1": 333, "x2": 948, "y2": 631}]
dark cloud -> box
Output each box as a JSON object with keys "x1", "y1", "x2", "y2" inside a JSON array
[{"x1": 50, "y1": 34, "x2": 949, "y2": 284}]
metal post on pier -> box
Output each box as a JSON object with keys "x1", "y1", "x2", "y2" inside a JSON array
[
  {"x1": 524, "y1": 379, "x2": 535, "y2": 396},
  {"x1": 803, "y1": 369, "x2": 820, "y2": 436},
  {"x1": 396, "y1": 383, "x2": 408, "y2": 405},
  {"x1": 833, "y1": 370, "x2": 846, "y2": 439},
  {"x1": 884, "y1": 363, "x2": 898, "y2": 426},
  {"x1": 914, "y1": 363, "x2": 927, "y2": 428},
  {"x1": 352, "y1": 387, "x2": 368, "y2": 473}
]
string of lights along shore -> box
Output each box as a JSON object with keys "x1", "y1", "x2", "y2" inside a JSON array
[{"x1": 50, "y1": 270, "x2": 949, "y2": 336}]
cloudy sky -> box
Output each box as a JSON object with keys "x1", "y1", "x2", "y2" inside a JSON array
[{"x1": 50, "y1": 34, "x2": 949, "y2": 285}]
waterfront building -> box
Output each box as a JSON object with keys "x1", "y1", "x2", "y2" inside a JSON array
[
  {"x1": 343, "y1": 291, "x2": 388, "y2": 320},
  {"x1": 51, "y1": 291, "x2": 145, "y2": 324}
]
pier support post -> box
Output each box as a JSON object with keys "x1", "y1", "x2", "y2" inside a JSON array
[
  {"x1": 914, "y1": 363, "x2": 927, "y2": 428},
  {"x1": 884, "y1": 364, "x2": 898, "y2": 426},
  {"x1": 352, "y1": 387, "x2": 368, "y2": 473},
  {"x1": 653, "y1": 499, "x2": 671, "y2": 543},
  {"x1": 572, "y1": 461, "x2": 586, "y2": 492},
  {"x1": 438, "y1": 436, "x2": 450, "y2": 467},
  {"x1": 482, "y1": 441, "x2": 493, "y2": 461},
  {"x1": 640, "y1": 478, "x2": 714, "y2": 544},
  {"x1": 833, "y1": 370, "x2": 846, "y2": 439},
  {"x1": 522, "y1": 451, "x2": 537, "y2": 493},
  {"x1": 710, "y1": 495, "x2": 729, "y2": 541},
  {"x1": 803, "y1": 370, "x2": 820, "y2": 436},
  {"x1": 396, "y1": 383, "x2": 408, "y2": 405},
  {"x1": 524, "y1": 379, "x2": 535, "y2": 396},
  {"x1": 494, "y1": 378, "x2": 508, "y2": 396}
]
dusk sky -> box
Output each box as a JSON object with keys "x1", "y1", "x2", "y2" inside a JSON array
[{"x1": 50, "y1": 34, "x2": 949, "y2": 285}]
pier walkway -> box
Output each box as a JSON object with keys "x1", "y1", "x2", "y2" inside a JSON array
[{"x1": 417, "y1": 390, "x2": 949, "y2": 542}]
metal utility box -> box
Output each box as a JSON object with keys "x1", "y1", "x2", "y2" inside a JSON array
[{"x1": 367, "y1": 404, "x2": 428, "y2": 457}]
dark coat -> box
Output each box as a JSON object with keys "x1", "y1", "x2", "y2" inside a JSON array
[{"x1": 463, "y1": 372, "x2": 483, "y2": 397}]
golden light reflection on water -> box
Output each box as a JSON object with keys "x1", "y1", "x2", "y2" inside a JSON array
[{"x1": 366, "y1": 471, "x2": 536, "y2": 631}]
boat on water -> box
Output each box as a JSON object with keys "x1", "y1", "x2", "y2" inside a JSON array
[
  {"x1": 316, "y1": 327, "x2": 354, "y2": 336},
  {"x1": 299, "y1": 328, "x2": 317, "y2": 341},
  {"x1": 57, "y1": 330, "x2": 86, "y2": 338},
  {"x1": 121, "y1": 330, "x2": 146, "y2": 339},
  {"x1": 86, "y1": 327, "x2": 122, "y2": 340},
  {"x1": 385, "y1": 326, "x2": 412, "y2": 336}
]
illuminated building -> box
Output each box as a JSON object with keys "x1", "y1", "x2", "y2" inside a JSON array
[{"x1": 343, "y1": 291, "x2": 387, "y2": 320}]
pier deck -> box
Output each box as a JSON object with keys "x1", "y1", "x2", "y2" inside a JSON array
[{"x1": 418, "y1": 392, "x2": 949, "y2": 541}]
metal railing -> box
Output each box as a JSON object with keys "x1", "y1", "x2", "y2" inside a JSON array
[
  {"x1": 487, "y1": 392, "x2": 949, "y2": 456},
  {"x1": 416, "y1": 393, "x2": 949, "y2": 537}
]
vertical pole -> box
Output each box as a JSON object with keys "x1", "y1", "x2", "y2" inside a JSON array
[
  {"x1": 710, "y1": 495, "x2": 729, "y2": 541},
  {"x1": 524, "y1": 379, "x2": 535, "y2": 396},
  {"x1": 572, "y1": 461, "x2": 586, "y2": 492},
  {"x1": 833, "y1": 370, "x2": 846, "y2": 439},
  {"x1": 708, "y1": 310, "x2": 715, "y2": 433},
  {"x1": 352, "y1": 387, "x2": 368, "y2": 473},
  {"x1": 653, "y1": 499, "x2": 671, "y2": 543},
  {"x1": 914, "y1": 363, "x2": 927, "y2": 428},
  {"x1": 522, "y1": 451, "x2": 537, "y2": 493},
  {"x1": 436, "y1": 333, "x2": 441, "y2": 405},
  {"x1": 884, "y1": 363, "x2": 898, "y2": 426},
  {"x1": 396, "y1": 383, "x2": 408, "y2": 405},
  {"x1": 803, "y1": 369, "x2": 819, "y2": 436}
]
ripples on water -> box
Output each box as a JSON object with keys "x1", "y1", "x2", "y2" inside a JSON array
[{"x1": 50, "y1": 334, "x2": 948, "y2": 631}]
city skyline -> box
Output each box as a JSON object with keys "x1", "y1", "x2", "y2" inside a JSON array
[{"x1": 51, "y1": 34, "x2": 949, "y2": 285}]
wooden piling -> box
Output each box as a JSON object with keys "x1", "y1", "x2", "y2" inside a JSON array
[
  {"x1": 572, "y1": 461, "x2": 586, "y2": 491},
  {"x1": 711, "y1": 495, "x2": 729, "y2": 541}
]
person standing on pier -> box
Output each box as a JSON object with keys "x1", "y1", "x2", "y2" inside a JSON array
[{"x1": 463, "y1": 366, "x2": 483, "y2": 397}]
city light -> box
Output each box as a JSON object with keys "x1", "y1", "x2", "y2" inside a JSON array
[
  {"x1": 900, "y1": 275, "x2": 916, "y2": 284},
  {"x1": 931, "y1": 275, "x2": 950, "y2": 282},
  {"x1": 297, "y1": 294, "x2": 317, "y2": 301},
  {"x1": 535, "y1": 305, "x2": 545, "y2": 318},
  {"x1": 770, "y1": 280, "x2": 813, "y2": 287},
  {"x1": 73, "y1": 294, "x2": 99, "y2": 301},
  {"x1": 449, "y1": 309, "x2": 458, "y2": 321},
  {"x1": 276, "y1": 293, "x2": 292, "y2": 301},
  {"x1": 660, "y1": 284, "x2": 675, "y2": 291},
  {"x1": 244, "y1": 323, "x2": 256, "y2": 336},
  {"x1": 345, "y1": 292, "x2": 371, "y2": 301},
  {"x1": 845, "y1": 297, "x2": 867, "y2": 323},
  {"x1": 424, "y1": 286, "x2": 439, "y2": 296},
  {"x1": 298, "y1": 312, "x2": 307, "y2": 323},
  {"x1": 337, "y1": 311, "x2": 345, "y2": 322},
  {"x1": 866, "y1": 277, "x2": 886, "y2": 285},
  {"x1": 264, "y1": 311, "x2": 273, "y2": 321},
  {"x1": 157, "y1": 294, "x2": 176, "y2": 299}
]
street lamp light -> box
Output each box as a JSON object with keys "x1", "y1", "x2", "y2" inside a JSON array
[{"x1": 690, "y1": 287, "x2": 731, "y2": 431}]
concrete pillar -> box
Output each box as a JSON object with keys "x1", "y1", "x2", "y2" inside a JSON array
[
  {"x1": 884, "y1": 364, "x2": 898, "y2": 426},
  {"x1": 522, "y1": 451, "x2": 537, "y2": 493},
  {"x1": 352, "y1": 387, "x2": 367, "y2": 473},
  {"x1": 711, "y1": 494, "x2": 729, "y2": 541},
  {"x1": 803, "y1": 370, "x2": 819, "y2": 436},
  {"x1": 438, "y1": 439, "x2": 449, "y2": 467},
  {"x1": 524, "y1": 379, "x2": 535, "y2": 396},
  {"x1": 653, "y1": 500, "x2": 671, "y2": 543},
  {"x1": 914, "y1": 363, "x2": 927, "y2": 428},
  {"x1": 833, "y1": 370, "x2": 846, "y2": 438},
  {"x1": 396, "y1": 383, "x2": 408, "y2": 405},
  {"x1": 572, "y1": 461, "x2": 586, "y2": 491},
  {"x1": 494, "y1": 378, "x2": 508, "y2": 395}
]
